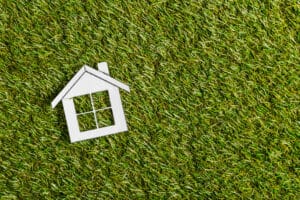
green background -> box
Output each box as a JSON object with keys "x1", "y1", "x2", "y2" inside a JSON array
[{"x1": 0, "y1": 0, "x2": 299, "y2": 199}]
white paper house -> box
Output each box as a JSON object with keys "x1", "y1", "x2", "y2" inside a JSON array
[{"x1": 51, "y1": 62, "x2": 130, "y2": 143}]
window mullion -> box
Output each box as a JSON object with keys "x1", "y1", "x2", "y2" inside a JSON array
[{"x1": 90, "y1": 92, "x2": 99, "y2": 129}]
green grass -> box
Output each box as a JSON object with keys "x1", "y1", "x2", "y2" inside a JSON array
[{"x1": 0, "y1": 0, "x2": 299, "y2": 199}]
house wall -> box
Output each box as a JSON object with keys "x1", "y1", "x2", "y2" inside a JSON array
[{"x1": 108, "y1": 87, "x2": 128, "y2": 130}]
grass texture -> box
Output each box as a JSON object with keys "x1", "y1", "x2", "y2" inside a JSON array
[{"x1": 0, "y1": 0, "x2": 299, "y2": 199}]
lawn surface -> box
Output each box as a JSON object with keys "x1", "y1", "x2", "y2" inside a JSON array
[{"x1": 0, "y1": 0, "x2": 299, "y2": 199}]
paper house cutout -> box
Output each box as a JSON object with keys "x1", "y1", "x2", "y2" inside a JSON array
[{"x1": 51, "y1": 62, "x2": 130, "y2": 143}]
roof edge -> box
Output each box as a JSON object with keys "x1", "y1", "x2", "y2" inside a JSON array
[
  {"x1": 51, "y1": 66, "x2": 86, "y2": 108},
  {"x1": 51, "y1": 65, "x2": 130, "y2": 108},
  {"x1": 85, "y1": 66, "x2": 130, "y2": 93}
]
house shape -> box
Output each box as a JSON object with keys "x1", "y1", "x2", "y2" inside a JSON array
[{"x1": 51, "y1": 62, "x2": 130, "y2": 143}]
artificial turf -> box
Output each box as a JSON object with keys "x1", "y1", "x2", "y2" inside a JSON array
[{"x1": 0, "y1": 0, "x2": 299, "y2": 199}]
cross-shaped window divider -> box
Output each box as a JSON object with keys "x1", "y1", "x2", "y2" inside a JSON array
[{"x1": 74, "y1": 91, "x2": 114, "y2": 132}]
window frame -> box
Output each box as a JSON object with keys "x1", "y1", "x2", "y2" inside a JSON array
[{"x1": 74, "y1": 91, "x2": 113, "y2": 131}]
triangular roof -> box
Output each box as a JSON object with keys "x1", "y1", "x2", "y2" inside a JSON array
[{"x1": 51, "y1": 65, "x2": 130, "y2": 108}]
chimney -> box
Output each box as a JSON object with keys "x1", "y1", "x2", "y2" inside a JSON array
[{"x1": 97, "y1": 62, "x2": 109, "y2": 75}]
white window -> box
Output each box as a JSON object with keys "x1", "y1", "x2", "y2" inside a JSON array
[{"x1": 74, "y1": 91, "x2": 114, "y2": 132}]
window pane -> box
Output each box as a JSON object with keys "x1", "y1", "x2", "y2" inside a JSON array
[
  {"x1": 73, "y1": 94, "x2": 93, "y2": 113},
  {"x1": 77, "y1": 113, "x2": 96, "y2": 132},
  {"x1": 92, "y1": 91, "x2": 110, "y2": 110},
  {"x1": 96, "y1": 109, "x2": 114, "y2": 127}
]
